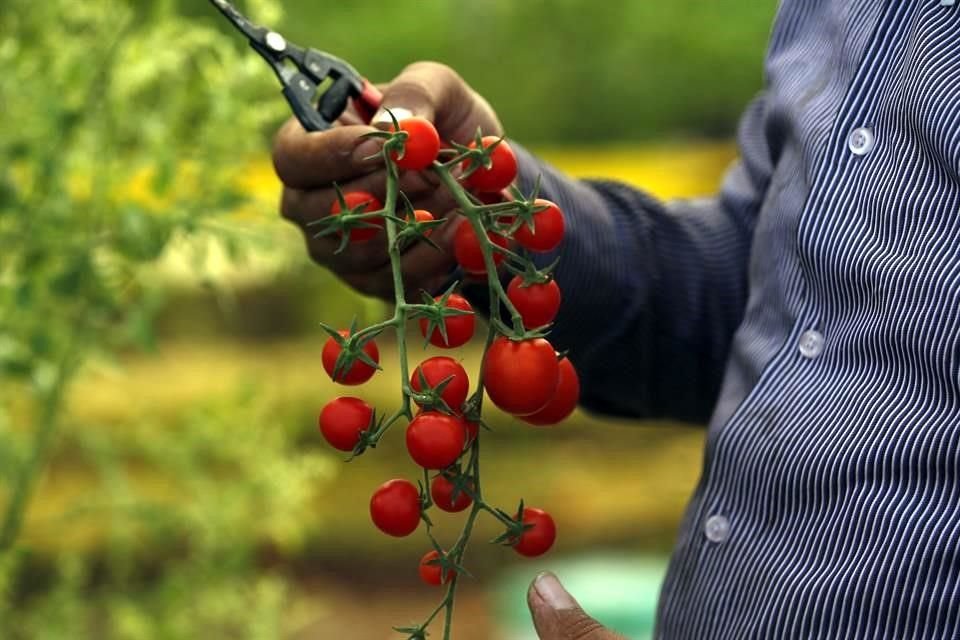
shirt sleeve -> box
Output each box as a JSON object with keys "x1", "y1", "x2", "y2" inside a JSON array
[{"x1": 470, "y1": 94, "x2": 775, "y2": 424}]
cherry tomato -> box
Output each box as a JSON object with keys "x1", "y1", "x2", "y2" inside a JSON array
[
  {"x1": 330, "y1": 191, "x2": 384, "y2": 242},
  {"x1": 322, "y1": 329, "x2": 380, "y2": 385},
  {"x1": 318, "y1": 397, "x2": 373, "y2": 451},
  {"x1": 507, "y1": 277, "x2": 562, "y2": 328},
  {"x1": 390, "y1": 117, "x2": 441, "y2": 171},
  {"x1": 430, "y1": 473, "x2": 473, "y2": 513},
  {"x1": 370, "y1": 479, "x2": 421, "y2": 537},
  {"x1": 513, "y1": 507, "x2": 556, "y2": 557},
  {"x1": 413, "y1": 209, "x2": 435, "y2": 236},
  {"x1": 463, "y1": 136, "x2": 518, "y2": 193},
  {"x1": 483, "y1": 337, "x2": 560, "y2": 415},
  {"x1": 410, "y1": 357, "x2": 470, "y2": 412},
  {"x1": 406, "y1": 411, "x2": 467, "y2": 469},
  {"x1": 419, "y1": 294, "x2": 475, "y2": 348},
  {"x1": 515, "y1": 200, "x2": 565, "y2": 252},
  {"x1": 453, "y1": 222, "x2": 508, "y2": 275},
  {"x1": 419, "y1": 550, "x2": 455, "y2": 586},
  {"x1": 522, "y1": 357, "x2": 580, "y2": 426}
]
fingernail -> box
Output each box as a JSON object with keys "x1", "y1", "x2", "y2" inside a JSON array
[
  {"x1": 534, "y1": 572, "x2": 577, "y2": 611},
  {"x1": 353, "y1": 138, "x2": 383, "y2": 165},
  {"x1": 372, "y1": 106, "x2": 415, "y2": 125}
]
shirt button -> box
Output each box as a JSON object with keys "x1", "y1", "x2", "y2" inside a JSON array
[
  {"x1": 704, "y1": 515, "x2": 731, "y2": 543},
  {"x1": 848, "y1": 127, "x2": 875, "y2": 156},
  {"x1": 799, "y1": 330, "x2": 825, "y2": 359}
]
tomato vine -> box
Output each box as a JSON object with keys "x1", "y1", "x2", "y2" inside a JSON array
[{"x1": 313, "y1": 113, "x2": 579, "y2": 639}]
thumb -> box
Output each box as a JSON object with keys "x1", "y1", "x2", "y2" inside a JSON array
[
  {"x1": 371, "y1": 61, "x2": 459, "y2": 126},
  {"x1": 371, "y1": 62, "x2": 501, "y2": 143},
  {"x1": 527, "y1": 572, "x2": 628, "y2": 640}
]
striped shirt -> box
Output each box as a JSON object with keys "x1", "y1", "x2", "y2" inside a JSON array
[{"x1": 509, "y1": 1, "x2": 960, "y2": 637}]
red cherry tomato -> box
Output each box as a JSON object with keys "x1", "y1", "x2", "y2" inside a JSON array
[
  {"x1": 370, "y1": 479, "x2": 421, "y2": 537},
  {"x1": 453, "y1": 222, "x2": 508, "y2": 275},
  {"x1": 330, "y1": 191, "x2": 384, "y2": 242},
  {"x1": 413, "y1": 209, "x2": 435, "y2": 236},
  {"x1": 513, "y1": 507, "x2": 556, "y2": 557},
  {"x1": 419, "y1": 550, "x2": 455, "y2": 586},
  {"x1": 410, "y1": 357, "x2": 470, "y2": 412},
  {"x1": 515, "y1": 200, "x2": 565, "y2": 252},
  {"x1": 390, "y1": 117, "x2": 441, "y2": 171},
  {"x1": 483, "y1": 337, "x2": 560, "y2": 415},
  {"x1": 507, "y1": 277, "x2": 562, "y2": 328},
  {"x1": 522, "y1": 357, "x2": 580, "y2": 426},
  {"x1": 406, "y1": 411, "x2": 467, "y2": 469},
  {"x1": 463, "y1": 136, "x2": 518, "y2": 193},
  {"x1": 318, "y1": 397, "x2": 373, "y2": 451},
  {"x1": 430, "y1": 473, "x2": 473, "y2": 513},
  {"x1": 322, "y1": 329, "x2": 380, "y2": 385},
  {"x1": 419, "y1": 294, "x2": 475, "y2": 348}
]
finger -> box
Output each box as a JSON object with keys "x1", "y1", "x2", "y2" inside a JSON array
[
  {"x1": 272, "y1": 118, "x2": 384, "y2": 190},
  {"x1": 280, "y1": 170, "x2": 441, "y2": 227},
  {"x1": 370, "y1": 62, "x2": 481, "y2": 140},
  {"x1": 527, "y1": 573, "x2": 626, "y2": 640}
]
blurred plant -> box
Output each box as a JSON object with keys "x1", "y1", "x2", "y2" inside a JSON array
[
  {"x1": 0, "y1": 384, "x2": 335, "y2": 639},
  {"x1": 0, "y1": 0, "x2": 285, "y2": 551},
  {"x1": 0, "y1": 0, "x2": 308, "y2": 635}
]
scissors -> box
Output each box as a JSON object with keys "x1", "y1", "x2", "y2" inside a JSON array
[{"x1": 208, "y1": 0, "x2": 383, "y2": 131}]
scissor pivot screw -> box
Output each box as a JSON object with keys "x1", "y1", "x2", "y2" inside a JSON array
[{"x1": 265, "y1": 32, "x2": 287, "y2": 52}]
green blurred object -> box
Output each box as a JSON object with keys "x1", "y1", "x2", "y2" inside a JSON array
[{"x1": 496, "y1": 554, "x2": 668, "y2": 640}]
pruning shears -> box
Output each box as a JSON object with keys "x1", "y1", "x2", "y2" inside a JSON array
[{"x1": 208, "y1": 0, "x2": 383, "y2": 131}]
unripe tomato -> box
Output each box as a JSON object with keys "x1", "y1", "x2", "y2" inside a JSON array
[
  {"x1": 330, "y1": 191, "x2": 384, "y2": 242},
  {"x1": 430, "y1": 473, "x2": 473, "y2": 513},
  {"x1": 513, "y1": 507, "x2": 556, "y2": 557},
  {"x1": 390, "y1": 117, "x2": 441, "y2": 171},
  {"x1": 507, "y1": 277, "x2": 562, "y2": 328},
  {"x1": 483, "y1": 337, "x2": 560, "y2": 415},
  {"x1": 406, "y1": 411, "x2": 467, "y2": 469},
  {"x1": 522, "y1": 357, "x2": 580, "y2": 426},
  {"x1": 322, "y1": 329, "x2": 380, "y2": 385},
  {"x1": 463, "y1": 137, "x2": 518, "y2": 193},
  {"x1": 419, "y1": 294, "x2": 475, "y2": 348},
  {"x1": 453, "y1": 222, "x2": 508, "y2": 275},
  {"x1": 419, "y1": 550, "x2": 455, "y2": 586},
  {"x1": 318, "y1": 397, "x2": 373, "y2": 451},
  {"x1": 515, "y1": 200, "x2": 565, "y2": 252},
  {"x1": 413, "y1": 209, "x2": 435, "y2": 235},
  {"x1": 410, "y1": 357, "x2": 470, "y2": 412},
  {"x1": 370, "y1": 479, "x2": 421, "y2": 537}
]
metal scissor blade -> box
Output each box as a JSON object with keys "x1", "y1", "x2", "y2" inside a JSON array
[{"x1": 208, "y1": 0, "x2": 265, "y2": 43}]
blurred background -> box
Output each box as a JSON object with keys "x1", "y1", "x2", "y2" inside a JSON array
[{"x1": 0, "y1": 0, "x2": 776, "y2": 638}]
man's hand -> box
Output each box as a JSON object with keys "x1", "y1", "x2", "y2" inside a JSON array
[
  {"x1": 272, "y1": 61, "x2": 503, "y2": 300},
  {"x1": 528, "y1": 572, "x2": 629, "y2": 640}
]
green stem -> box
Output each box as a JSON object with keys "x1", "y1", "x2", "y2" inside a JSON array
[
  {"x1": 0, "y1": 364, "x2": 72, "y2": 553},
  {"x1": 382, "y1": 161, "x2": 413, "y2": 420},
  {"x1": 431, "y1": 164, "x2": 525, "y2": 334},
  {"x1": 393, "y1": 160, "x2": 534, "y2": 640}
]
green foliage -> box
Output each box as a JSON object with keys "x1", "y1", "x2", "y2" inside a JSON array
[
  {"x1": 0, "y1": 0, "x2": 284, "y2": 388},
  {"x1": 0, "y1": 0, "x2": 322, "y2": 637},
  {"x1": 0, "y1": 387, "x2": 333, "y2": 640}
]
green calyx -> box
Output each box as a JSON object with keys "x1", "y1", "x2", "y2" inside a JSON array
[
  {"x1": 409, "y1": 284, "x2": 474, "y2": 349},
  {"x1": 318, "y1": 319, "x2": 382, "y2": 381},
  {"x1": 490, "y1": 499, "x2": 535, "y2": 547}
]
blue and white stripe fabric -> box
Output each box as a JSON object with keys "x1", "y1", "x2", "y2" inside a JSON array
[{"x1": 508, "y1": 1, "x2": 960, "y2": 636}]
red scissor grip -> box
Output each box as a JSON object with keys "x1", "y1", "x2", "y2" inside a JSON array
[{"x1": 353, "y1": 79, "x2": 383, "y2": 123}]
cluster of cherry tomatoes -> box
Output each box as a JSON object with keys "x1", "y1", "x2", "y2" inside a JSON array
[{"x1": 314, "y1": 116, "x2": 579, "y2": 588}]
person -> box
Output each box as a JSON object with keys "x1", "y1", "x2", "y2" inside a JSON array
[{"x1": 272, "y1": 2, "x2": 960, "y2": 638}]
